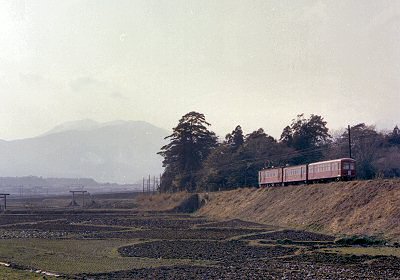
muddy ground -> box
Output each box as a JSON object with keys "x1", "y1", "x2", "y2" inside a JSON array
[{"x1": 0, "y1": 210, "x2": 399, "y2": 279}]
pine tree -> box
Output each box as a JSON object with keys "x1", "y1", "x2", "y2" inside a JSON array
[
  {"x1": 158, "y1": 112, "x2": 217, "y2": 192},
  {"x1": 280, "y1": 114, "x2": 331, "y2": 163},
  {"x1": 225, "y1": 125, "x2": 244, "y2": 150}
]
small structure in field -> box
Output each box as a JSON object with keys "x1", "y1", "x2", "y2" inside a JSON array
[
  {"x1": 69, "y1": 190, "x2": 87, "y2": 208},
  {"x1": 0, "y1": 194, "x2": 10, "y2": 212}
]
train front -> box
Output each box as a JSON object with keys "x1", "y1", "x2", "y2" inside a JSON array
[{"x1": 341, "y1": 158, "x2": 356, "y2": 180}]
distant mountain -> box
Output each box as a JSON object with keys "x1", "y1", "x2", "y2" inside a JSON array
[
  {"x1": 42, "y1": 119, "x2": 101, "y2": 135},
  {"x1": 0, "y1": 120, "x2": 169, "y2": 184}
]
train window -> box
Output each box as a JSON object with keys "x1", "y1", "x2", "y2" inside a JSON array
[
  {"x1": 350, "y1": 163, "x2": 355, "y2": 170},
  {"x1": 344, "y1": 163, "x2": 350, "y2": 170}
]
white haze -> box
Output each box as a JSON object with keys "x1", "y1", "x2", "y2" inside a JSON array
[{"x1": 0, "y1": 0, "x2": 399, "y2": 140}]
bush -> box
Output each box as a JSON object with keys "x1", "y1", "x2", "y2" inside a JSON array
[
  {"x1": 276, "y1": 239, "x2": 294, "y2": 245},
  {"x1": 335, "y1": 235, "x2": 385, "y2": 246}
]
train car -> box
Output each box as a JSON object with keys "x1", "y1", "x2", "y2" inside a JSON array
[
  {"x1": 283, "y1": 164, "x2": 307, "y2": 185},
  {"x1": 258, "y1": 167, "x2": 283, "y2": 187},
  {"x1": 308, "y1": 158, "x2": 356, "y2": 182}
]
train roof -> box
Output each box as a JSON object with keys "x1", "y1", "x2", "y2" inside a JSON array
[
  {"x1": 259, "y1": 166, "x2": 282, "y2": 171},
  {"x1": 308, "y1": 158, "x2": 355, "y2": 166},
  {"x1": 284, "y1": 164, "x2": 307, "y2": 169}
]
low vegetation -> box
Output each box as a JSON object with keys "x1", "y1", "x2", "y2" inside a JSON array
[
  {"x1": 0, "y1": 265, "x2": 58, "y2": 280},
  {"x1": 335, "y1": 235, "x2": 385, "y2": 246}
]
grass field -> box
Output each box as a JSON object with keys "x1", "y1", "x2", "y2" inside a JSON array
[
  {"x1": 322, "y1": 246, "x2": 400, "y2": 257},
  {"x1": 0, "y1": 239, "x2": 211, "y2": 275},
  {"x1": 0, "y1": 265, "x2": 59, "y2": 280}
]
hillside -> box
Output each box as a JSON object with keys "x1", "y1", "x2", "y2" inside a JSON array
[
  {"x1": 135, "y1": 180, "x2": 400, "y2": 240},
  {"x1": 0, "y1": 120, "x2": 168, "y2": 184},
  {"x1": 196, "y1": 180, "x2": 400, "y2": 239}
]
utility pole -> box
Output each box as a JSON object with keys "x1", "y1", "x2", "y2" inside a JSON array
[
  {"x1": 0, "y1": 194, "x2": 10, "y2": 211},
  {"x1": 142, "y1": 177, "x2": 145, "y2": 193},
  {"x1": 348, "y1": 125, "x2": 352, "y2": 159},
  {"x1": 148, "y1": 175, "x2": 151, "y2": 193}
]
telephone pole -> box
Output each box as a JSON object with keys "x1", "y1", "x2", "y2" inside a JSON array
[{"x1": 348, "y1": 125, "x2": 352, "y2": 159}]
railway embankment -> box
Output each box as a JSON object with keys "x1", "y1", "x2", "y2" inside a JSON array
[
  {"x1": 137, "y1": 179, "x2": 400, "y2": 240},
  {"x1": 197, "y1": 179, "x2": 400, "y2": 240}
]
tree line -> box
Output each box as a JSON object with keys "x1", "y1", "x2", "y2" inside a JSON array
[{"x1": 158, "y1": 111, "x2": 400, "y2": 192}]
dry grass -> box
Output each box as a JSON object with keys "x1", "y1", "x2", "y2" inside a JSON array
[
  {"x1": 195, "y1": 179, "x2": 400, "y2": 240},
  {"x1": 134, "y1": 192, "x2": 191, "y2": 211},
  {"x1": 321, "y1": 246, "x2": 400, "y2": 257}
]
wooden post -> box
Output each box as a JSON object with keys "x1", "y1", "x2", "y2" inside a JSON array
[{"x1": 0, "y1": 194, "x2": 10, "y2": 211}]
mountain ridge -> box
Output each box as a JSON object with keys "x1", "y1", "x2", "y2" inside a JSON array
[{"x1": 0, "y1": 119, "x2": 169, "y2": 184}]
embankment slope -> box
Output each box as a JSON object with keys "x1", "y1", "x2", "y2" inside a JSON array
[{"x1": 197, "y1": 180, "x2": 400, "y2": 239}]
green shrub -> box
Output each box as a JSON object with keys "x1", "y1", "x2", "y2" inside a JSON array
[{"x1": 335, "y1": 235, "x2": 385, "y2": 246}]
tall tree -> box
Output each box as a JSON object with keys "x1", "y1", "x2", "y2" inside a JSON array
[
  {"x1": 225, "y1": 125, "x2": 244, "y2": 150},
  {"x1": 280, "y1": 114, "x2": 331, "y2": 163},
  {"x1": 197, "y1": 143, "x2": 233, "y2": 191},
  {"x1": 388, "y1": 125, "x2": 400, "y2": 145},
  {"x1": 198, "y1": 127, "x2": 293, "y2": 190},
  {"x1": 158, "y1": 112, "x2": 217, "y2": 192},
  {"x1": 345, "y1": 123, "x2": 383, "y2": 179},
  {"x1": 239, "y1": 128, "x2": 293, "y2": 186}
]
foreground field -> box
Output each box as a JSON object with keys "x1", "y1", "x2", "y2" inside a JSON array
[{"x1": 0, "y1": 209, "x2": 400, "y2": 279}]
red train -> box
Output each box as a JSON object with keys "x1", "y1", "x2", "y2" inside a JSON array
[{"x1": 258, "y1": 158, "x2": 356, "y2": 187}]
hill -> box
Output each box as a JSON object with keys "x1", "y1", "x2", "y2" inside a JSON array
[
  {"x1": 0, "y1": 120, "x2": 168, "y2": 184},
  {"x1": 134, "y1": 179, "x2": 400, "y2": 240},
  {"x1": 196, "y1": 180, "x2": 400, "y2": 239}
]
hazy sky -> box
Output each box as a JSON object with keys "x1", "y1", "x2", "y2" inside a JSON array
[{"x1": 0, "y1": 0, "x2": 399, "y2": 140}]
